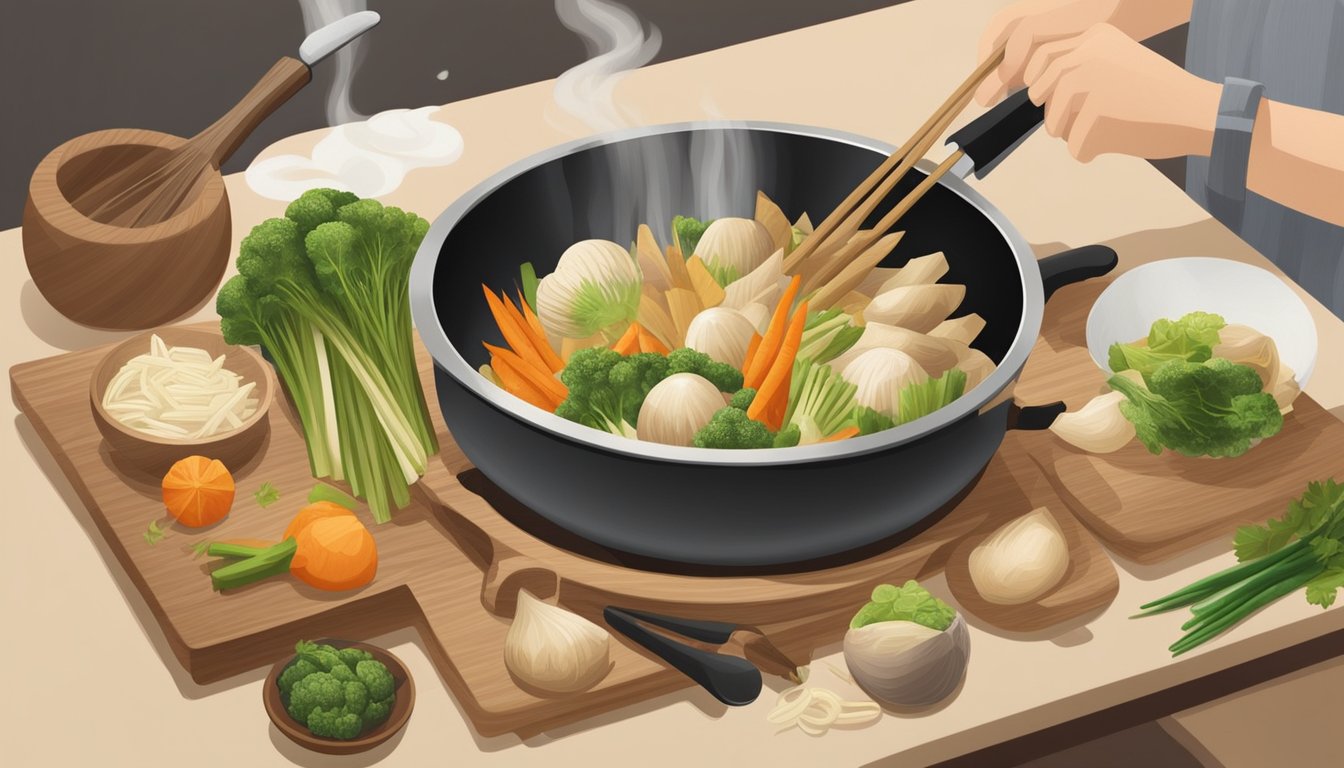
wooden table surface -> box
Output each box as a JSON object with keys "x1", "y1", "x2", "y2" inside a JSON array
[{"x1": 4, "y1": 1, "x2": 1342, "y2": 765}]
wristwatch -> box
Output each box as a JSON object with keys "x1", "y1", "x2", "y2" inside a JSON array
[{"x1": 1204, "y1": 77, "x2": 1265, "y2": 231}]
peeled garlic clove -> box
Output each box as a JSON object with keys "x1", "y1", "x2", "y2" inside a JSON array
[
  {"x1": 1212, "y1": 324, "x2": 1280, "y2": 388},
  {"x1": 1271, "y1": 363, "x2": 1300, "y2": 413},
  {"x1": 843, "y1": 616, "x2": 970, "y2": 707},
  {"x1": 829, "y1": 323, "x2": 961, "y2": 375},
  {"x1": 863, "y1": 284, "x2": 966, "y2": 332},
  {"x1": 1050, "y1": 391, "x2": 1135, "y2": 453},
  {"x1": 637, "y1": 373, "x2": 725, "y2": 446},
  {"x1": 842, "y1": 348, "x2": 928, "y2": 418},
  {"x1": 693, "y1": 218, "x2": 774, "y2": 285},
  {"x1": 536, "y1": 239, "x2": 643, "y2": 339},
  {"x1": 504, "y1": 591, "x2": 611, "y2": 693},
  {"x1": 877, "y1": 252, "x2": 950, "y2": 292},
  {"x1": 685, "y1": 307, "x2": 757, "y2": 368},
  {"x1": 968, "y1": 508, "x2": 1070, "y2": 605}
]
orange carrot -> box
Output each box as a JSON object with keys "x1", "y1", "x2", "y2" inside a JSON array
[
  {"x1": 743, "y1": 332, "x2": 763, "y2": 374},
  {"x1": 284, "y1": 501, "x2": 355, "y2": 541},
  {"x1": 744, "y1": 275, "x2": 802, "y2": 389},
  {"x1": 503, "y1": 292, "x2": 565, "y2": 373},
  {"x1": 612, "y1": 322, "x2": 642, "y2": 355},
  {"x1": 637, "y1": 325, "x2": 671, "y2": 354},
  {"x1": 290, "y1": 515, "x2": 378, "y2": 591},
  {"x1": 483, "y1": 285, "x2": 551, "y2": 374},
  {"x1": 490, "y1": 352, "x2": 559, "y2": 410},
  {"x1": 518, "y1": 290, "x2": 547, "y2": 338},
  {"x1": 485, "y1": 343, "x2": 568, "y2": 403},
  {"x1": 162, "y1": 456, "x2": 235, "y2": 528},
  {"x1": 820, "y1": 425, "x2": 861, "y2": 442},
  {"x1": 748, "y1": 300, "x2": 808, "y2": 431}
]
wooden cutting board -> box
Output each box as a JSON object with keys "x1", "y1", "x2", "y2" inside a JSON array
[
  {"x1": 1014, "y1": 277, "x2": 1344, "y2": 564},
  {"x1": 10, "y1": 326, "x2": 1116, "y2": 737}
]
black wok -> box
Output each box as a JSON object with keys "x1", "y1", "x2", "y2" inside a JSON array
[{"x1": 410, "y1": 106, "x2": 1112, "y2": 568}]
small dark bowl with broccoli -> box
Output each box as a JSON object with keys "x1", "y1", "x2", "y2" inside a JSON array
[{"x1": 263, "y1": 638, "x2": 415, "y2": 755}]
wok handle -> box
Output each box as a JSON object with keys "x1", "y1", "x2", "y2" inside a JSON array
[
  {"x1": 1038, "y1": 244, "x2": 1118, "y2": 302},
  {"x1": 1007, "y1": 401, "x2": 1067, "y2": 431},
  {"x1": 947, "y1": 89, "x2": 1045, "y2": 179},
  {"x1": 604, "y1": 607, "x2": 762, "y2": 706}
]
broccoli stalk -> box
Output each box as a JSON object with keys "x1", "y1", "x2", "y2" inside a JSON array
[
  {"x1": 782, "y1": 360, "x2": 858, "y2": 444},
  {"x1": 797, "y1": 309, "x2": 863, "y2": 365}
]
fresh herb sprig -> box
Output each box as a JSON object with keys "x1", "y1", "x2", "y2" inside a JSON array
[{"x1": 1137, "y1": 479, "x2": 1344, "y2": 655}]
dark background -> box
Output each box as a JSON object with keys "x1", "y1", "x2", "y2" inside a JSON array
[{"x1": 0, "y1": 0, "x2": 906, "y2": 228}]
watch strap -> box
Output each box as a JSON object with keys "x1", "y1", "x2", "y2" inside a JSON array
[{"x1": 1205, "y1": 77, "x2": 1265, "y2": 230}]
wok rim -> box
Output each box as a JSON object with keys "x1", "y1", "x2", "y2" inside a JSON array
[{"x1": 410, "y1": 120, "x2": 1043, "y2": 467}]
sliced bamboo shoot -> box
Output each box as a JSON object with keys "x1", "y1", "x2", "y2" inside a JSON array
[
  {"x1": 665, "y1": 288, "x2": 703, "y2": 347},
  {"x1": 878, "y1": 252, "x2": 949, "y2": 292},
  {"x1": 685, "y1": 256, "x2": 727, "y2": 309},
  {"x1": 665, "y1": 243, "x2": 692, "y2": 290},
  {"x1": 864, "y1": 284, "x2": 965, "y2": 331},
  {"x1": 636, "y1": 224, "x2": 672, "y2": 291},
  {"x1": 754, "y1": 190, "x2": 793, "y2": 254},
  {"x1": 929, "y1": 313, "x2": 986, "y2": 346}
]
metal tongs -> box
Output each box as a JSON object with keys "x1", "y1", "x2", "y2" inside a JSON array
[{"x1": 603, "y1": 606, "x2": 804, "y2": 706}]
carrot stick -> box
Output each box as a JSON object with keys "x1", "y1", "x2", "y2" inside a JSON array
[
  {"x1": 506, "y1": 292, "x2": 565, "y2": 373},
  {"x1": 637, "y1": 325, "x2": 671, "y2": 354},
  {"x1": 612, "y1": 322, "x2": 641, "y2": 355},
  {"x1": 489, "y1": 353, "x2": 557, "y2": 411},
  {"x1": 743, "y1": 332, "x2": 763, "y2": 374},
  {"x1": 820, "y1": 425, "x2": 861, "y2": 442},
  {"x1": 484, "y1": 343, "x2": 568, "y2": 403},
  {"x1": 483, "y1": 285, "x2": 551, "y2": 374},
  {"x1": 744, "y1": 274, "x2": 802, "y2": 389},
  {"x1": 748, "y1": 299, "x2": 808, "y2": 431}
]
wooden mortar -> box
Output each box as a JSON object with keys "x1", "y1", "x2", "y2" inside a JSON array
[{"x1": 23, "y1": 128, "x2": 232, "y2": 330}]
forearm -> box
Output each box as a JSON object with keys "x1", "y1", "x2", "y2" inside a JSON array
[
  {"x1": 1245, "y1": 99, "x2": 1344, "y2": 226},
  {"x1": 1110, "y1": 0, "x2": 1194, "y2": 40}
]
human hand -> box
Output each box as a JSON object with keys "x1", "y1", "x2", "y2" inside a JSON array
[
  {"x1": 1024, "y1": 23, "x2": 1219, "y2": 161},
  {"x1": 975, "y1": 0, "x2": 1192, "y2": 105}
]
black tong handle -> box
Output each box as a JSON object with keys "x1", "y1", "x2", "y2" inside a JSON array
[{"x1": 604, "y1": 606, "x2": 762, "y2": 706}]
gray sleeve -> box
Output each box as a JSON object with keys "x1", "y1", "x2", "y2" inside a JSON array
[{"x1": 1204, "y1": 77, "x2": 1265, "y2": 230}]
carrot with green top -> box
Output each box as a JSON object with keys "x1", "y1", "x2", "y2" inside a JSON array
[
  {"x1": 748, "y1": 299, "x2": 808, "y2": 431},
  {"x1": 744, "y1": 275, "x2": 802, "y2": 389}
]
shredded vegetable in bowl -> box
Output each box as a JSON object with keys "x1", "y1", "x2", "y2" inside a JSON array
[
  {"x1": 102, "y1": 334, "x2": 258, "y2": 440},
  {"x1": 479, "y1": 191, "x2": 994, "y2": 449}
]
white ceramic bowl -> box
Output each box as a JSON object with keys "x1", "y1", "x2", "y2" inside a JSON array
[{"x1": 1086, "y1": 257, "x2": 1318, "y2": 386}]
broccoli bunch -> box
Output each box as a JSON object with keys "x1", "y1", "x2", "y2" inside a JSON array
[
  {"x1": 557, "y1": 348, "x2": 669, "y2": 438},
  {"x1": 693, "y1": 388, "x2": 801, "y2": 449},
  {"x1": 279, "y1": 641, "x2": 396, "y2": 740},
  {"x1": 665, "y1": 348, "x2": 744, "y2": 393}
]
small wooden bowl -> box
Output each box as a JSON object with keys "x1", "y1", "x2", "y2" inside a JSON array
[
  {"x1": 89, "y1": 326, "x2": 274, "y2": 475},
  {"x1": 23, "y1": 128, "x2": 232, "y2": 329},
  {"x1": 264, "y1": 639, "x2": 416, "y2": 755}
]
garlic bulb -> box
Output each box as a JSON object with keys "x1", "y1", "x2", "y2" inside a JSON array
[
  {"x1": 693, "y1": 218, "x2": 774, "y2": 285},
  {"x1": 536, "y1": 239, "x2": 642, "y2": 339},
  {"x1": 1271, "y1": 363, "x2": 1300, "y2": 413},
  {"x1": 968, "y1": 508, "x2": 1070, "y2": 605},
  {"x1": 863, "y1": 284, "x2": 966, "y2": 332},
  {"x1": 503, "y1": 590, "x2": 611, "y2": 693},
  {"x1": 843, "y1": 616, "x2": 970, "y2": 707},
  {"x1": 685, "y1": 307, "x2": 757, "y2": 368},
  {"x1": 829, "y1": 323, "x2": 961, "y2": 375},
  {"x1": 1050, "y1": 391, "x2": 1135, "y2": 453},
  {"x1": 843, "y1": 348, "x2": 929, "y2": 417},
  {"x1": 637, "y1": 373, "x2": 724, "y2": 446},
  {"x1": 1212, "y1": 323, "x2": 1281, "y2": 388}
]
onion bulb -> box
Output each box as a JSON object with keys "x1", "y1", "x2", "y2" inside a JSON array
[
  {"x1": 967, "y1": 508, "x2": 1070, "y2": 605},
  {"x1": 637, "y1": 373, "x2": 724, "y2": 446},
  {"x1": 1212, "y1": 323, "x2": 1280, "y2": 388},
  {"x1": 843, "y1": 616, "x2": 970, "y2": 707},
  {"x1": 503, "y1": 591, "x2": 611, "y2": 693},
  {"x1": 693, "y1": 218, "x2": 774, "y2": 285},
  {"x1": 536, "y1": 239, "x2": 642, "y2": 339},
  {"x1": 685, "y1": 307, "x2": 757, "y2": 368},
  {"x1": 1049, "y1": 391, "x2": 1135, "y2": 453},
  {"x1": 842, "y1": 348, "x2": 929, "y2": 418}
]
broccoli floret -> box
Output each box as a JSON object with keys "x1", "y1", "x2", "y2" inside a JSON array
[
  {"x1": 728, "y1": 387, "x2": 757, "y2": 411},
  {"x1": 693, "y1": 407, "x2": 774, "y2": 449},
  {"x1": 307, "y1": 707, "x2": 363, "y2": 740},
  {"x1": 285, "y1": 188, "x2": 359, "y2": 236},
  {"x1": 330, "y1": 664, "x2": 356, "y2": 683},
  {"x1": 338, "y1": 647, "x2": 372, "y2": 668},
  {"x1": 666, "y1": 348, "x2": 744, "y2": 393},
  {"x1": 277, "y1": 657, "x2": 319, "y2": 697},
  {"x1": 672, "y1": 215, "x2": 711, "y2": 255},
  {"x1": 364, "y1": 697, "x2": 394, "y2": 725},
  {"x1": 356, "y1": 660, "x2": 396, "y2": 702},
  {"x1": 557, "y1": 348, "x2": 669, "y2": 437},
  {"x1": 287, "y1": 672, "x2": 346, "y2": 724},
  {"x1": 772, "y1": 423, "x2": 801, "y2": 448}
]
